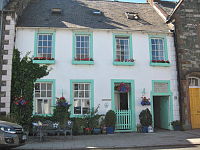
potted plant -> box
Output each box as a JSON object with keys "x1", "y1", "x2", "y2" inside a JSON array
[
  {"x1": 139, "y1": 108, "x2": 152, "y2": 133},
  {"x1": 105, "y1": 110, "x2": 116, "y2": 134},
  {"x1": 171, "y1": 120, "x2": 181, "y2": 131}
]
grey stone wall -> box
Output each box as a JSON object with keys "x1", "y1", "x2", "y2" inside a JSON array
[
  {"x1": 173, "y1": 0, "x2": 200, "y2": 129},
  {"x1": 0, "y1": 0, "x2": 31, "y2": 115}
]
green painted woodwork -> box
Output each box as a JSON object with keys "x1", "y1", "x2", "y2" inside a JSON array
[
  {"x1": 151, "y1": 80, "x2": 173, "y2": 130},
  {"x1": 72, "y1": 32, "x2": 94, "y2": 65},
  {"x1": 112, "y1": 34, "x2": 134, "y2": 66},
  {"x1": 160, "y1": 96, "x2": 169, "y2": 129},
  {"x1": 70, "y1": 79, "x2": 94, "y2": 118},
  {"x1": 148, "y1": 35, "x2": 170, "y2": 67},
  {"x1": 33, "y1": 79, "x2": 56, "y2": 116},
  {"x1": 111, "y1": 79, "x2": 136, "y2": 131},
  {"x1": 33, "y1": 60, "x2": 55, "y2": 64},
  {"x1": 34, "y1": 31, "x2": 56, "y2": 64}
]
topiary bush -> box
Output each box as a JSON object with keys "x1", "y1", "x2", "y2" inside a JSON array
[
  {"x1": 105, "y1": 110, "x2": 116, "y2": 128},
  {"x1": 139, "y1": 108, "x2": 152, "y2": 126}
]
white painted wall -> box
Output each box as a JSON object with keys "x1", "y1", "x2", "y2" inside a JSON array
[{"x1": 15, "y1": 28, "x2": 180, "y2": 125}]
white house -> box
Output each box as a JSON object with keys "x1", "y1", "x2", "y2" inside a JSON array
[{"x1": 15, "y1": 0, "x2": 179, "y2": 132}]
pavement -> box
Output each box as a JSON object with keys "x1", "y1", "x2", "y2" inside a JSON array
[{"x1": 14, "y1": 129, "x2": 200, "y2": 150}]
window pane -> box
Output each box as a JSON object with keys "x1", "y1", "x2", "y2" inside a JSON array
[
  {"x1": 35, "y1": 91, "x2": 40, "y2": 97},
  {"x1": 48, "y1": 35, "x2": 52, "y2": 40},
  {"x1": 37, "y1": 99, "x2": 43, "y2": 114},
  {"x1": 74, "y1": 99, "x2": 81, "y2": 114},
  {"x1": 43, "y1": 35, "x2": 47, "y2": 40},
  {"x1": 74, "y1": 84, "x2": 78, "y2": 90},
  {"x1": 41, "y1": 83, "x2": 46, "y2": 90},
  {"x1": 41, "y1": 91, "x2": 46, "y2": 97},
  {"x1": 43, "y1": 99, "x2": 51, "y2": 114},
  {"x1": 85, "y1": 91, "x2": 90, "y2": 98},
  {"x1": 74, "y1": 91, "x2": 78, "y2": 97},
  {"x1": 47, "y1": 83, "x2": 52, "y2": 90},
  {"x1": 47, "y1": 91, "x2": 52, "y2": 97},
  {"x1": 78, "y1": 91, "x2": 84, "y2": 97}
]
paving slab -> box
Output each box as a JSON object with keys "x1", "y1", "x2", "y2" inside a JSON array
[{"x1": 14, "y1": 129, "x2": 200, "y2": 150}]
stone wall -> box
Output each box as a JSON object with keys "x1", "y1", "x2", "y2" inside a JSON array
[
  {"x1": 0, "y1": 0, "x2": 31, "y2": 115},
  {"x1": 173, "y1": 0, "x2": 200, "y2": 129}
]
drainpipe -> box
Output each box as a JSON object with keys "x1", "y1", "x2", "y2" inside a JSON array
[{"x1": 172, "y1": 22, "x2": 183, "y2": 126}]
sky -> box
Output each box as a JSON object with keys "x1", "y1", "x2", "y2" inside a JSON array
[{"x1": 114, "y1": 0, "x2": 179, "y2": 3}]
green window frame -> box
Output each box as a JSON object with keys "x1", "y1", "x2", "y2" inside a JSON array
[
  {"x1": 33, "y1": 31, "x2": 56, "y2": 64},
  {"x1": 72, "y1": 32, "x2": 94, "y2": 65},
  {"x1": 113, "y1": 34, "x2": 134, "y2": 66},
  {"x1": 70, "y1": 80, "x2": 94, "y2": 117},
  {"x1": 149, "y1": 35, "x2": 170, "y2": 67},
  {"x1": 33, "y1": 79, "x2": 56, "y2": 116}
]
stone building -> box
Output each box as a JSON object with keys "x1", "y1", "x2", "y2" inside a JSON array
[
  {"x1": 167, "y1": 0, "x2": 200, "y2": 129},
  {"x1": 0, "y1": 0, "x2": 30, "y2": 116}
]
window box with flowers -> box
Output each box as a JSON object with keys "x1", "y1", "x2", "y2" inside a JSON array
[
  {"x1": 33, "y1": 57, "x2": 55, "y2": 64},
  {"x1": 113, "y1": 59, "x2": 135, "y2": 66},
  {"x1": 72, "y1": 57, "x2": 94, "y2": 65},
  {"x1": 150, "y1": 60, "x2": 170, "y2": 67},
  {"x1": 141, "y1": 96, "x2": 151, "y2": 106}
]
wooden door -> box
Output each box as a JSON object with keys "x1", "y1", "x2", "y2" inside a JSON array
[{"x1": 189, "y1": 88, "x2": 200, "y2": 129}]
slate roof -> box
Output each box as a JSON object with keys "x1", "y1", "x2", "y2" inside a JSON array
[
  {"x1": 17, "y1": 0, "x2": 170, "y2": 33},
  {"x1": 155, "y1": 0, "x2": 177, "y2": 15}
]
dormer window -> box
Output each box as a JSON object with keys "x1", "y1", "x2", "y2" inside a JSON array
[
  {"x1": 125, "y1": 12, "x2": 139, "y2": 20},
  {"x1": 51, "y1": 8, "x2": 62, "y2": 14}
]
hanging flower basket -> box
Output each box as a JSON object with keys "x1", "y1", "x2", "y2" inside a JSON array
[
  {"x1": 56, "y1": 97, "x2": 70, "y2": 107},
  {"x1": 141, "y1": 96, "x2": 150, "y2": 106},
  {"x1": 14, "y1": 97, "x2": 29, "y2": 106},
  {"x1": 115, "y1": 83, "x2": 130, "y2": 93}
]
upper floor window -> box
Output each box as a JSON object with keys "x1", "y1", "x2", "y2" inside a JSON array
[
  {"x1": 72, "y1": 32, "x2": 94, "y2": 65},
  {"x1": 149, "y1": 36, "x2": 170, "y2": 66},
  {"x1": 113, "y1": 34, "x2": 134, "y2": 66},
  {"x1": 33, "y1": 31, "x2": 55, "y2": 64},
  {"x1": 37, "y1": 34, "x2": 53, "y2": 58}
]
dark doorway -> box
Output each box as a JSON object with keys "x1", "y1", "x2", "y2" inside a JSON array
[
  {"x1": 120, "y1": 93, "x2": 128, "y2": 110},
  {"x1": 153, "y1": 96, "x2": 169, "y2": 130}
]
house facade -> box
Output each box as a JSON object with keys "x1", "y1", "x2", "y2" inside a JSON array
[
  {"x1": 15, "y1": 0, "x2": 179, "y2": 132},
  {"x1": 0, "y1": 0, "x2": 30, "y2": 116},
  {"x1": 167, "y1": 0, "x2": 200, "y2": 129}
]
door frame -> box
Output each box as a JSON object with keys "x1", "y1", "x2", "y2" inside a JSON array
[
  {"x1": 111, "y1": 79, "x2": 135, "y2": 131},
  {"x1": 151, "y1": 80, "x2": 174, "y2": 130}
]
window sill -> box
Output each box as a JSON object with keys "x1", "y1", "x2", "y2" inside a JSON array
[
  {"x1": 150, "y1": 62, "x2": 170, "y2": 67},
  {"x1": 33, "y1": 114, "x2": 53, "y2": 116},
  {"x1": 72, "y1": 60, "x2": 94, "y2": 65},
  {"x1": 33, "y1": 60, "x2": 55, "y2": 64},
  {"x1": 113, "y1": 61, "x2": 135, "y2": 66}
]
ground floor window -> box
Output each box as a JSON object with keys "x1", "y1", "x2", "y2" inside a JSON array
[
  {"x1": 73, "y1": 82, "x2": 91, "y2": 115},
  {"x1": 34, "y1": 82, "x2": 53, "y2": 115}
]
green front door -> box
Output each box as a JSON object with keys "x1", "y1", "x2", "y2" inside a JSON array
[{"x1": 160, "y1": 96, "x2": 169, "y2": 129}]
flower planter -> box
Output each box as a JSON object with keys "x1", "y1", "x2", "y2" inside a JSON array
[
  {"x1": 173, "y1": 125, "x2": 181, "y2": 131},
  {"x1": 106, "y1": 127, "x2": 115, "y2": 134},
  {"x1": 84, "y1": 128, "x2": 92, "y2": 135},
  {"x1": 92, "y1": 128, "x2": 101, "y2": 134},
  {"x1": 142, "y1": 126, "x2": 148, "y2": 133}
]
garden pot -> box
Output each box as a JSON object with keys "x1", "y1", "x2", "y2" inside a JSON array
[
  {"x1": 106, "y1": 127, "x2": 115, "y2": 134},
  {"x1": 93, "y1": 128, "x2": 101, "y2": 134},
  {"x1": 173, "y1": 125, "x2": 181, "y2": 131},
  {"x1": 84, "y1": 128, "x2": 92, "y2": 135},
  {"x1": 142, "y1": 126, "x2": 148, "y2": 133}
]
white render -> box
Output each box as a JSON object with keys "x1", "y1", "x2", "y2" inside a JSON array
[{"x1": 15, "y1": 28, "x2": 180, "y2": 128}]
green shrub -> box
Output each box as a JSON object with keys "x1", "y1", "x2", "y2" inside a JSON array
[
  {"x1": 139, "y1": 108, "x2": 152, "y2": 126},
  {"x1": 105, "y1": 110, "x2": 116, "y2": 128}
]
